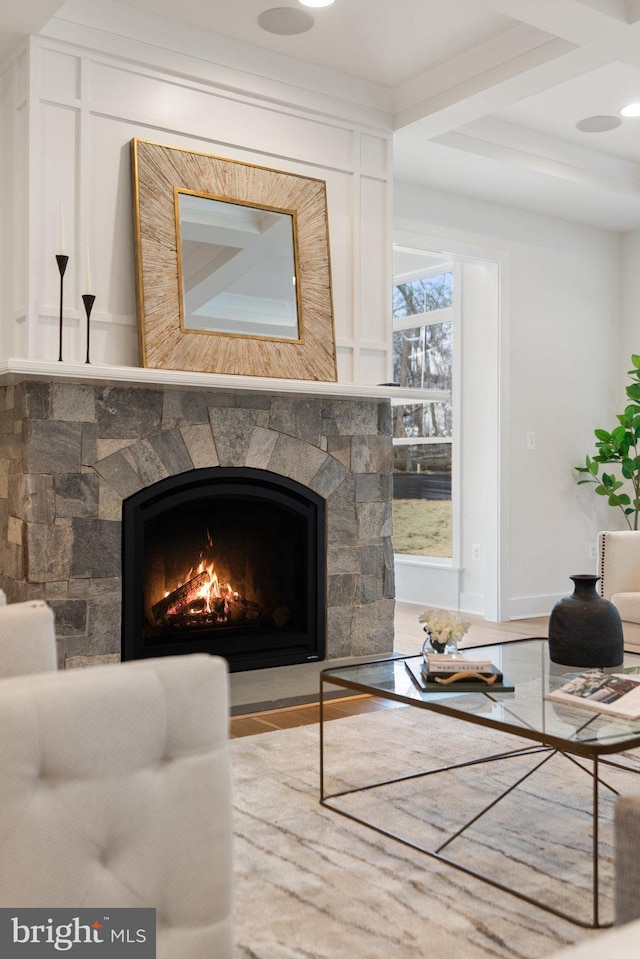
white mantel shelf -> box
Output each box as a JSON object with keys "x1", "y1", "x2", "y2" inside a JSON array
[{"x1": 0, "y1": 358, "x2": 441, "y2": 403}]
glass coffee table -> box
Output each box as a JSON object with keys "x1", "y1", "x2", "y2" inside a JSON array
[{"x1": 320, "y1": 639, "x2": 640, "y2": 928}]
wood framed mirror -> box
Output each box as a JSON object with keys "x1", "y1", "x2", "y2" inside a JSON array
[{"x1": 131, "y1": 139, "x2": 337, "y2": 381}]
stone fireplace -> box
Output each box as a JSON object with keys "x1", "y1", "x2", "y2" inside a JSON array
[{"x1": 0, "y1": 376, "x2": 395, "y2": 669}]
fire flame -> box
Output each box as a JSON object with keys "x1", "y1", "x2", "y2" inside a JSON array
[
  {"x1": 164, "y1": 557, "x2": 239, "y2": 622},
  {"x1": 191, "y1": 560, "x2": 238, "y2": 614},
  {"x1": 157, "y1": 530, "x2": 243, "y2": 625}
]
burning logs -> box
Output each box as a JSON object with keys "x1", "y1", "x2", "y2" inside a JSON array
[
  {"x1": 151, "y1": 571, "x2": 209, "y2": 621},
  {"x1": 151, "y1": 572, "x2": 264, "y2": 627},
  {"x1": 150, "y1": 566, "x2": 290, "y2": 632}
]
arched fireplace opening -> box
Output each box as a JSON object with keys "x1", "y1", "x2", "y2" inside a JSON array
[{"x1": 121, "y1": 467, "x2": 326, "y2": 671}]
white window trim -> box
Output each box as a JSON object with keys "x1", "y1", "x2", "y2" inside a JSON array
[
  {"x1": 391, "y1": 258, "x2": 461, "y2": 568},
  {"x1": 392, "y1": 436, "x2": 452, "y2": 446},
  {"x1": 393, "y1": 229, "x2": 506, "y2": 621},
  {"x1": 393, "y1": 306, "x2": 453, "y2": 333}
]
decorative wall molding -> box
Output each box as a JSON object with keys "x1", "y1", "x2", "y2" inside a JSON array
[{"x1": 5, "y1": 29, "x2": 393, "y2": 385}]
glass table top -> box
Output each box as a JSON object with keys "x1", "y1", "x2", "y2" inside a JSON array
[{"x1": 321, "y1": 639, "x2": 640, "y2": 755}]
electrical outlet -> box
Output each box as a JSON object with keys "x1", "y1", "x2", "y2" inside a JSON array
[
  {"x1": 589, "y1": 543, "x2": 598, "y2": 561},
  {"x1": 471, "y1": 544, "x2": 481, "y2": 562},
  {"x1": 526, "y1": 432, "x2": 536, "y2": 451}
]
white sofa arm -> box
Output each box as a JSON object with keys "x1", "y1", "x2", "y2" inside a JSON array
[{"x1": 545, "y1": 919, "x2": 640, "y2": 959}]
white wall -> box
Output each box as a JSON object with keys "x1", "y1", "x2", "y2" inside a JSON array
[
  {"x1": 1, "y1": 3, "x2": 393, "y2": 383},
  {"x1": 395, "y1": 180, "x2": 623, "y2": 619},
  {"x1": 622, "y1": 230, "x2": 640, "y2": 376}
]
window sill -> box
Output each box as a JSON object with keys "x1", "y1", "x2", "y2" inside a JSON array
[{"x1": 394, "y1": 554, "x2": 460, "y2": 571}]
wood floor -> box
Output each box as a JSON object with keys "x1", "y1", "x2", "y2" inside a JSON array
[{"x1": 229, "y1": 604, "x2": 549, "y2": 739}]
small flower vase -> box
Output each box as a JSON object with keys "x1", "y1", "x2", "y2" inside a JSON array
[{"x1": 422, "y1": 629, "x2": 458, "y2": 660}]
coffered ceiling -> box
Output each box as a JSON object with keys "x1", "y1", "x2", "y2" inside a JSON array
[{"x1": 6, "y1": 0, "x2": 640, "y2": 230}]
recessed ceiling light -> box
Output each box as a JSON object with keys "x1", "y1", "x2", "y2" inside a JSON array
[
  {"x1": 299, "y1": 0, "x2": 336, "y2": 6},
  {"x1": 575, "y1": 115, "x2": 622, "y2": 133},
  {"x1": 258, "y1": 7, "x2": 314, "y2": 35},
  {"x1": 621, "y1": 103, "x2": 640, "y2": 117}
]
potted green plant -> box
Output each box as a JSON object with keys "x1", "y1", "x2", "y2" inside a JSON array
[{"x1": 575, "y1": 354, "x2": 640, "y2": 530}]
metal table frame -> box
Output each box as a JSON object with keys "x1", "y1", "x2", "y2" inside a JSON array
[{"x1": 319, "y1": 650, "x2": 640, "y2": 929}]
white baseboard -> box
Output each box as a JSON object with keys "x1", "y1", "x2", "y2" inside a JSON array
[
  {"x1": 508, "y1": 594, "x2": 562, "y2": 620},
  {"x1": 458, "y1": 592, "x2": 484, "y2": 616}
]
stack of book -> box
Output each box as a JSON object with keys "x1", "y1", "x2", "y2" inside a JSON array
[{"x1": 423, "y1": 652, "x2": 504, "y2": 686}]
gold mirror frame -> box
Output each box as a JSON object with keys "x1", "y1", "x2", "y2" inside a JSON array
[{"x1": 131, "y1": 139, "x2": 337, "y2": 381}]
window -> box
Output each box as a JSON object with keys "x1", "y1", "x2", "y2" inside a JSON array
[{"x1": 392, "y1": 255, "x2": 456, "y2": 559}]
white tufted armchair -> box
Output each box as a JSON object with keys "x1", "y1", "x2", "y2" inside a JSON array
[
  {"x1": 598, "y1": 531, "x2": 640, "y2": 653},
  {"x1": 0, "y1": 653, "x2": 234, "y2": 959},
  {"x1": 0, "y1": 598, "x2": 57, "y2": 676}
]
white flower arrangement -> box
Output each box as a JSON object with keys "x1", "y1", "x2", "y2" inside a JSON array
[{"x1": 419, "y1": 608, "x2": 470, "y2": 646}]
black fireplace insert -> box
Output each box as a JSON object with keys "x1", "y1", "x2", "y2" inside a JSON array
[{"x1": 121, "y1": 467, "x2": 326, "y2": 671}]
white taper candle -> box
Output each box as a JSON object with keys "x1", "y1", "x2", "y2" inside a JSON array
[{"x1": 59, "y1": 202, "x2": 65, "y2": 253}]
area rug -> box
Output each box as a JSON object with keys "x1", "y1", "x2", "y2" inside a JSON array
[{"x1": 230, "y1": 707, "x2": 640, "y2": 959}]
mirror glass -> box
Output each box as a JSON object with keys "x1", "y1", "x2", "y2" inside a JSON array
[{"x1": 177, "y1": 192, "x2": 300, "y2": 341}]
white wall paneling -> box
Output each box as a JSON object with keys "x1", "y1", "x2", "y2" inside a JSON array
[
  {"x1": 359, "y1": 176, "x2": 390, "y2": 348},
  {"x1": 335, "y1": 346, "x2": 355, "y2": 383},
  {"x1": 6, "y1": 25, "x2": 392, "y2": 377},
  {"x1": 359, "y1": 348, "x2": 389, "y2": 386},
  {"x1": 40, "y1": 101, "x2": 79, "y2": 361},
  {"x1": 1, "y1": 47, "x2": 30, "y2": 359},
  {"x1": 47, "y1": 0, "x2": 393, "y2": 128}
]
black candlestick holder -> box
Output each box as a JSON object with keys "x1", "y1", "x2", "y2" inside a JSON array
[
  {"x1": 82, "y1": 294, "x2": 95, "y2": 365},
  {"x1": 55, "y1": 254, "x2": 69, "y2": 362}
]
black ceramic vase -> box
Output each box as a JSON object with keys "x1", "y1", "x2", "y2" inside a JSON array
[{"x1": 548, "y1": 574, "x2": 623, "y2": 668}]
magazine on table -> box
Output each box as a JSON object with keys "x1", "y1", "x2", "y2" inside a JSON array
[{"x1": 546, "y1": 669, "x2": 640, "y2": 719}]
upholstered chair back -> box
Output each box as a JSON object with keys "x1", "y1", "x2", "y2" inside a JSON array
[
  {"x1": 598, "y1": 530, "x2": 640, "y2": 599},
  {"x1": 0, "y1": 654, "x2": 234, "y2": 959}
]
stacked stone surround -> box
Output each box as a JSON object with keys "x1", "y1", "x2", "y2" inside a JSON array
[{"x1": 0, "y1": 379, "x2": 395, "y2": 667}]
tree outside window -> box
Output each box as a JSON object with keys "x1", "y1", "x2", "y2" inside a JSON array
[{"x1": 392, "y1": 268, "x2": 454, "y2": 558}]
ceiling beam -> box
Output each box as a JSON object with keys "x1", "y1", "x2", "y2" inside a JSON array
[
  {"x1": 394, "y1": 42, "x2": 608, "y2": 134},
  {"x1": 433, "y1": 128, "x2": 640, "y2": 200},
  {"x1": 481, "y1": 0, "x2": 640, "y2": 46}
]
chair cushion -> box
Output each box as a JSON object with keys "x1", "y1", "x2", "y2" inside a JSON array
[{"x1": 612, "y1": 593, "x2": 640, "y2": 624}]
